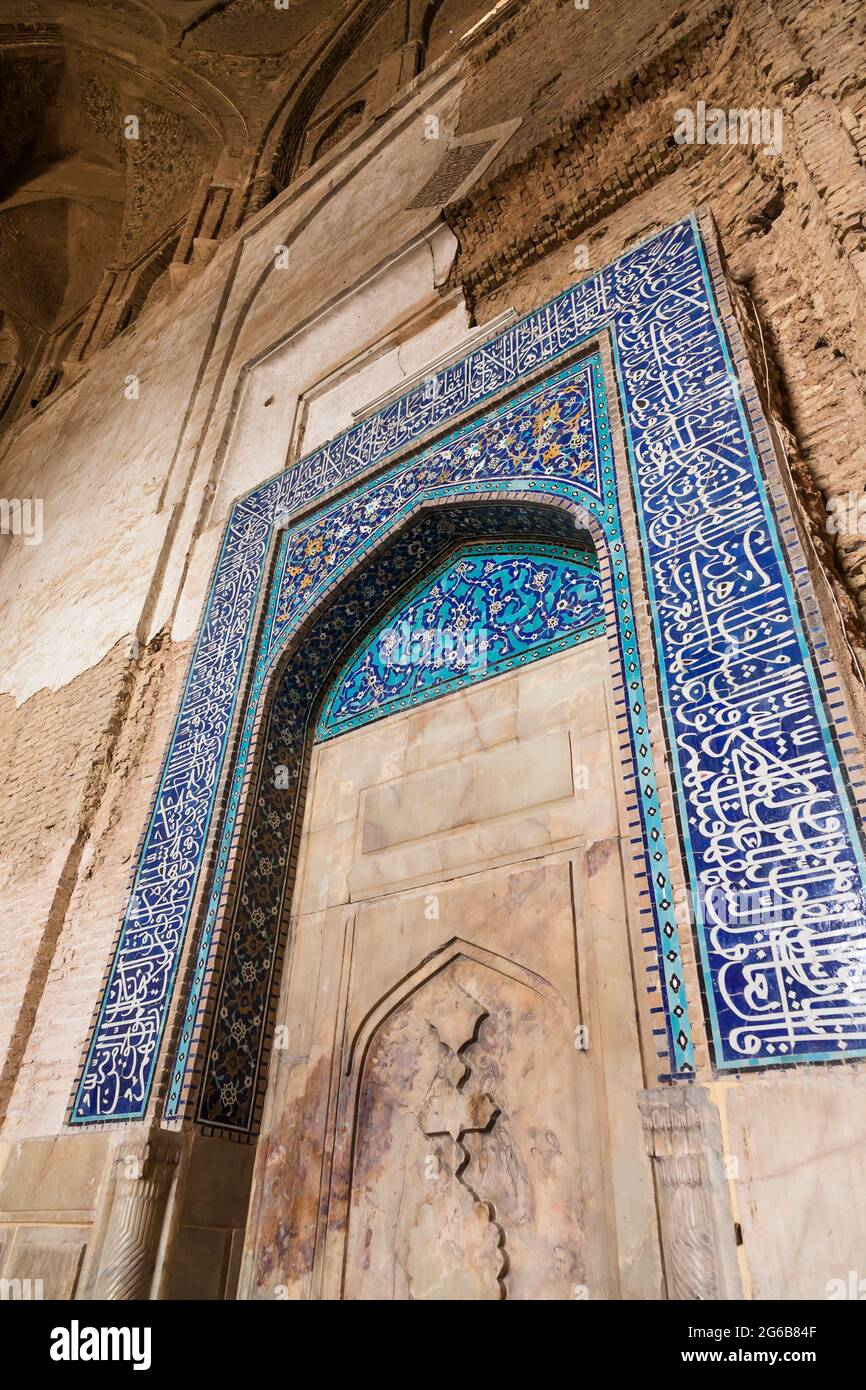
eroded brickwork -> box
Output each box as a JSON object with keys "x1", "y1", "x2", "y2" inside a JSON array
[
  {"x1": 447, "y1": 0, "x2": 866, "y2": 670},
  {"x1": 0, "y1": 641, "x2": 130, "y2": 1124},
  {"x1": 0, "y1": 633, "x2": 190, "y2": 1137}
]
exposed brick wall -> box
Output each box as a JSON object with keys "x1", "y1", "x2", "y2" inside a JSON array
[
  {"x1": 448, "y1": 3, "x2": 736, "y2": 299},
  {"x1": 0, "y1": 641, "x2": 131, "y2": 1123},
  {"x1": 772, "y1": 0, "x2": 865, "y2": 95},
  {"x1": 0, "y1": 633, "x2": 191, "y2": 1140},
  {"x1": 425, "y1": 0, "x2": 490, "y2": 67},
  {"x1": 455, "y1": 0, "x2": 727, "y2": 160}
]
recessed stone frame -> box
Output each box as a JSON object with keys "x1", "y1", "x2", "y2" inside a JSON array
[{"x1": 69, "y1": 211, "x2": 866, "y2": 1133}]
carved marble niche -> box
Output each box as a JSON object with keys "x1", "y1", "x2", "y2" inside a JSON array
[{"x1": 343, "y1": 953, "x2": 581, "y2": 1301}]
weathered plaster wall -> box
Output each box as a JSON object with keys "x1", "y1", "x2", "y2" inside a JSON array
[{"x1": 0, "y1": 74, "x2": 473, "y2": 1147}]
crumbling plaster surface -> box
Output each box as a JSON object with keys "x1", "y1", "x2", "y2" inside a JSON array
[
  {"x1": 0, "y1": 68, "x2": 474, "y2": 1142},
  {"x1": 0, "y1": 71, "x2": 466, "y2": 706}
]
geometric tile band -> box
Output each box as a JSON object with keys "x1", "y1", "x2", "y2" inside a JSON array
[
  {"x1": 70, "y1": 212, "x2": 866, "y2": 1128},
  {"x1": 315, "y1": 542, "x2": 605, "y2": 742}
]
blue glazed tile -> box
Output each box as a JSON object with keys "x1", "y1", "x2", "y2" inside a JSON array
[{"x1": 315, "y1": 542, "x2": 604, "y2": 741}]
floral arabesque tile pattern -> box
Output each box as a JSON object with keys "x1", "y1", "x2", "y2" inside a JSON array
[{"x1": 315, "y1": 544, "x2": 604, "y2": 742}]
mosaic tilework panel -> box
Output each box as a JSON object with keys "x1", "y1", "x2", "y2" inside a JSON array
[
  {"x1": 70, "y1": 212, "x2": 866, "y2": 1130},
  {"x1": 316, "y1": 543, "x2": 605, "y2": 742}
]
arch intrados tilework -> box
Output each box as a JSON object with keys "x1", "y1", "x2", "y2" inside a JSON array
[
  {"x1": 188, "y1": 494, "x2": 608, "y2": 1135},
  {"x1": 69, "y1": 210, "x2": 866, "y2": 1139},
  {"x1": 314, "y1": 536, "x2": 605, "y2": 740}
]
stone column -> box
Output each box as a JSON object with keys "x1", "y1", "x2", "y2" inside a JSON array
[
  {"x1": 67, "y1": 269, "x2": 117, "y2": 365},
  {"x1": 91, "y1": 1133, "x2": 182, "y2": 1300},
  {"x1": 639, "y1": 1086, "x2": 741, "y2": 1301}
]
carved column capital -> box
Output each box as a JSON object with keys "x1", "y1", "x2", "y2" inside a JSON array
[
  {"x1": 639, "y1": 1086, "x2": 741, "y2": 1301},
  {"x1": 92, "y1": 1132, "x2": 182, "y2": 1301}
]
